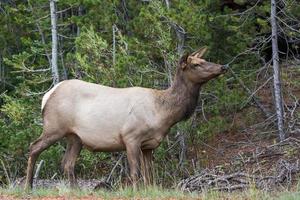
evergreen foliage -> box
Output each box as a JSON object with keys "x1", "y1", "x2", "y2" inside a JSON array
[{"x1": 0, "y1": 0, "x2": 299, "y2": 186}]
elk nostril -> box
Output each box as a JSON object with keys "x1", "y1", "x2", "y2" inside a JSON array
[{"x1": 222, "y1": 64, "x2": 229, "y2": 70}]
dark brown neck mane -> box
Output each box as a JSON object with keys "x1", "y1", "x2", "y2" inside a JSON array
[{"x1": 158, "y1": 66, "x2": 202, "y2": 125}]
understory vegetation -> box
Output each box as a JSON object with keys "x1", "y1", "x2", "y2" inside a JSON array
[{"x1": 0, "y1": 0, "x2": 300, "y2": 198}]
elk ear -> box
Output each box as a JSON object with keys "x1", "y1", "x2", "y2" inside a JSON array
[
  {"x1": 179, "y1": 53, "x2": 189, "y2": 69},
  {"x1": 191, "y1": 47, "x2": 207, "y2": 58}
]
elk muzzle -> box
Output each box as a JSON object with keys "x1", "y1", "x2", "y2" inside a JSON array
[{"x1": 221, "y1": 64, "x2": 229, "y2": 72}]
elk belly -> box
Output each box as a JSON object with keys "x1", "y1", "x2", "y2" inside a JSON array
[{"x1": 72, "y1": 102, "x2": 128, "y2": 152}]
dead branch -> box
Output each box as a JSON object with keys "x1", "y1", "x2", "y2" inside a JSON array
[
  {"x1": 0, "y1": 159, "x2": 11, "y2": 186},
  {"x1": 228, "y1": 67, "x2": 272, "y2": 118},
  {"x1": 34, "y1": 160, "x2": 44, "y2": 180},
  {"x1": 106, "y1": 154, "x2": 124, "y2": 183},
  {"x1": 179, "y1": 159, "x2": 300, "y2": 192},
  {"x1": 179, "y1": 137, "x2": 300, "y2": 192}
]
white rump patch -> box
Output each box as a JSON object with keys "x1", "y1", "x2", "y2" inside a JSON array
[{"x1": 41, "y1": 82, "x2": 63, "y2": 111}]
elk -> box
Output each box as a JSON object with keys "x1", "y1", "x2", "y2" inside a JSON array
[{"x1": 24, "y1": 48, "x2": 228, "y2": 189}]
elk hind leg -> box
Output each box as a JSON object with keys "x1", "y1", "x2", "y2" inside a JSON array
[{"x1": 25, "y1": 131, "x2": 63, "y2": 190}]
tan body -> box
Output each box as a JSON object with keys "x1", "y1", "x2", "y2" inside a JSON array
[
  {"x1": 25, "y1": 48, "x2": 228, "y2": 189},
  {"x1": 45, "y1": 81, "x2": 170, "y2": 151}
]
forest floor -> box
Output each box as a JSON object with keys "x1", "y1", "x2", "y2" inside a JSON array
[{"x1": 186, "y1": 130, "x2": 300, "y2": 192}]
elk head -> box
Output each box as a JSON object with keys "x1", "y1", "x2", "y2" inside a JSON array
[{"x1": 180, "y1": 47, "x2": 228, "y2": 84}]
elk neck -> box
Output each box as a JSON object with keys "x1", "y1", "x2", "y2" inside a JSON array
[{"x1": 156, "y1": 67, "x2": 202, "y2": 126}]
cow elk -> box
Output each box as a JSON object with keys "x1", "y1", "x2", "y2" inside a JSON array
[{"x1": 24, "y1": 48, "x2": 228, "y2": 189}]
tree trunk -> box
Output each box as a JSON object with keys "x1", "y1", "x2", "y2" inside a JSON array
[
  {"x1": 50, "y1": 0, "x2": 59, "y2": 85},
  {"x1": 0, "y1": 56, "x2": 3, "y2": 91},
  {"x1": 165, "y1": 0, "x2": 170, "y2": 9},
  {"x1": 271, "y1": 0, "x2": 285, "y2": 141},
  {"x1": 112, "y1": 24, "x2": 117, "y2": 66}
]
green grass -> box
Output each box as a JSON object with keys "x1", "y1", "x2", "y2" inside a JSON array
[
  {"x1": 1, "y1": 184, "x2": 300, "y2": 199},
  {"x1": 0, "y1": 185, "x2": 198, "y2": 199}
]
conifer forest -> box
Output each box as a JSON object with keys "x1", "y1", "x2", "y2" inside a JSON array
[{"x1": 0, "y1": 0, "x2": 300, "y2": 199}]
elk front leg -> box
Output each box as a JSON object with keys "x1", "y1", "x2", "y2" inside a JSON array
[
  {"x1": 141, "y1": 149, "x2": 154, "y2": 186},
  {"x1": 61, "y1": 134, "x2": 82, "y2": 188},
  {"x1": 125, "y1": 143, "x2": 141, "y2": 189}
]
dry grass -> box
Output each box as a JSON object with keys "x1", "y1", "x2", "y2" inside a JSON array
[{"x1": 0, "y1": 183, "x2": 300, "y2": 200}]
